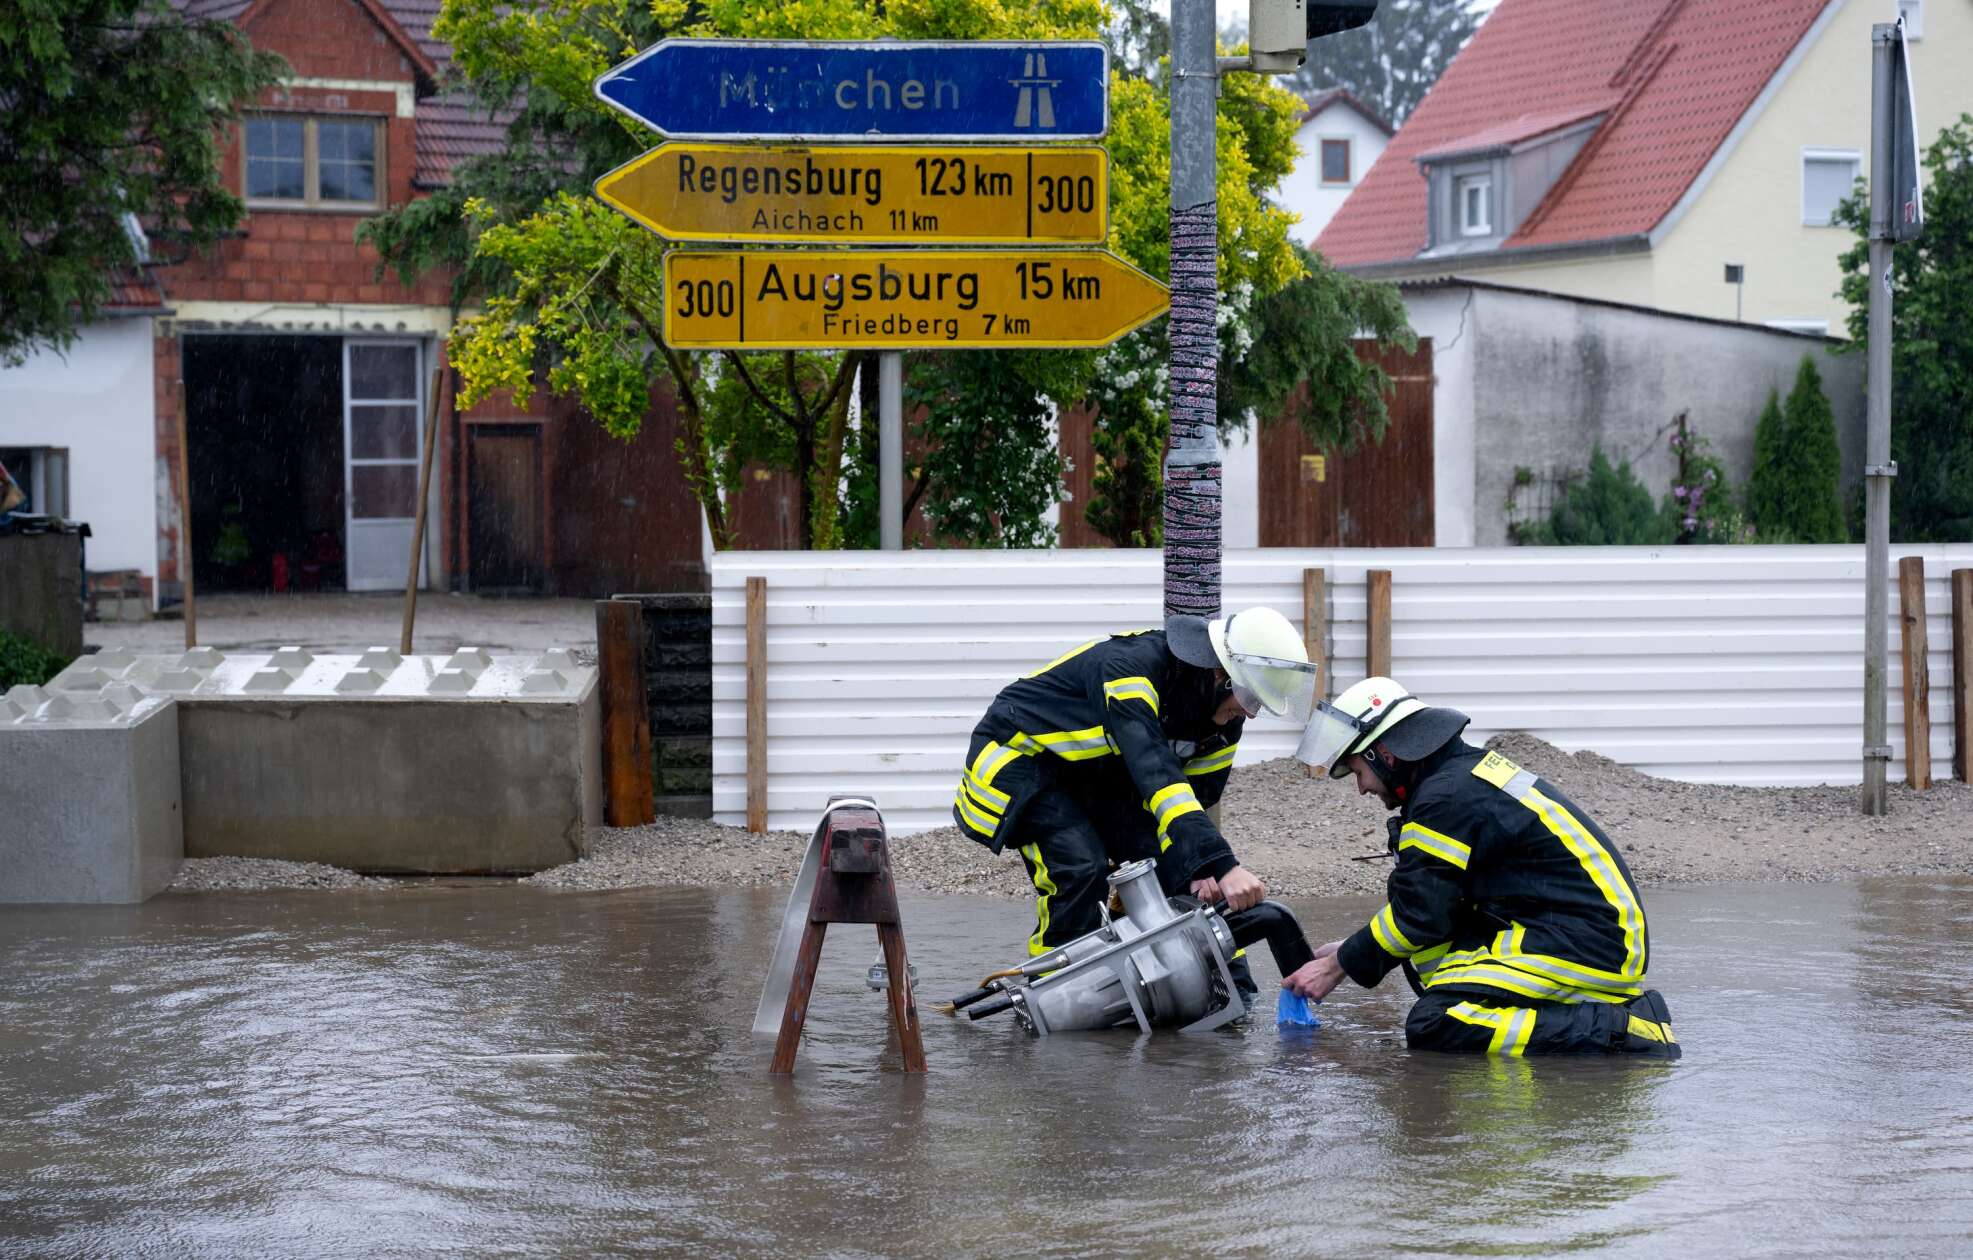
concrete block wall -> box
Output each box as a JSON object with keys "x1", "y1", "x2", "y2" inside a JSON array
[
  {"x1": 0, "y1": 683, "x2": 181, "y2": 903},
  {"x1": 617, "y1": 594, "x2": 713, "y2": 819}
]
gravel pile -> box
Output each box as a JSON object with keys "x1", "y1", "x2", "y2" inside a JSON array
[
  {"x1": 517, "y1": 732, "x2": 1973, "y2": 898},
  {"x1": 170, "y1": 856, "x2": 395, "y2": 891}
]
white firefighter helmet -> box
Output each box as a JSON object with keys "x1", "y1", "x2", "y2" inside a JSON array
[
  {"x1": 1203, "y1": 607, "x2": 1319, "y2": 723},
  {"x1": 1295, "y1": 675, "x2": 1469, "y2": 779}
]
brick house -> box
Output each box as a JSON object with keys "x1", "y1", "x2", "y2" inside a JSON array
[{"x1": 53, "y1": 0, "x2": 708, "y2": 606}]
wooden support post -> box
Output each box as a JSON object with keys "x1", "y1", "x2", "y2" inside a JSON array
[
  {"x1": 400, "y1": 365, "x2": 446, "y2": 655},
  {"x1": 596, "y1": 599, "x2": 656, "y2": 827},
  {"x1": 1952, "y1": 569, "x2": 1972, "y2": 783},
  {"x1": 770, "y1": 804, "x2": 926, "y2": 1074},
  {"x1": 174, "y1": 379, "x2": 197, "y2": 648},
  {"x1": 1899, "y1": 555, "x2": 1931, "y2": 790},
  {"x1": 1366, "y1": 569, "x2": 1393, "y2": 679},
  {"x1": 747, "y1": 576, "x2": 768, "y2": 833},
  {"x1": 1302, "y1": 567, "x2": 1328, "y2": 700}
]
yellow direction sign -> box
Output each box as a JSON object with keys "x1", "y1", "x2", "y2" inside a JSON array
[
  {"x1": 597, "y1": 144, "x2": 1108, "y2": 245},
  {"x1": 663, "y1": 250, "x2": 1169, "y2": 350}
]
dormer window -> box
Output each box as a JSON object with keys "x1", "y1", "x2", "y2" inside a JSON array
[
  {"x1": 245, "y1": 113, "x2": 383, "y2": 210},
  {"x1": 1457, "y1": 174, "x2": 1493, "y2": 236}
]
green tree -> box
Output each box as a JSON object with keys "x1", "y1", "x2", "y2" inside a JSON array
[
  {"x1": 1833, "y1": 113, "x2": 1973, "y2": 541},
  {"x1": 1745, "y1": 387, "x2": 1788, "y2": 533},
  {"x1": 1290, "y1": 0, "x2": 1484, "y2": 126},
  {"x1": 0, "y1": 0, "x2": 284, "y2": 364},
  {"x1": 1780, "y1": 356, "x2": 1846, "y2": 543},
  {"x1": 1547, "y1": 447, "x2": 1675, "y2": 546}
]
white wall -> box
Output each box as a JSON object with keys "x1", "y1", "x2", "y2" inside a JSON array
[
  {"x1": 1406, "y1": 288, "x2": 1480, "y2": 547},
  {"x1": 0, "y1": 319, "x2": 158, "y2": 588},
  {"x1": 711, "y1": 546, "x2": 1971, "y2": 833},
  {"x1": 1276, "y1": 104, "x2": 1389, "y2": 245}
]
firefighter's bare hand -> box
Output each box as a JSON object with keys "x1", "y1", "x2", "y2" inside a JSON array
[
  {"x1": 1284, "y1": 948, "x2": 1346, "y2": 1002},
  {"x1": 1216, "y1": 865, "x2": 1267, "y2": 912}
]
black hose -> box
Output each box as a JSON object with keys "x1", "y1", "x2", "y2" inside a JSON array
[
  {"x1": 946, "y1": 985, "x2": 996, "y2": 1011},
  {"x1": 1218, "y1": 900, "x2": 1317, "y2": 976},
  {"x1": 967, "y1": 994, "x2": 1016, "y2": 1020}
]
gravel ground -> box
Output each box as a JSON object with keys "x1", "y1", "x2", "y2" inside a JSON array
[{"x1": 174, "y1": 732, "x2": 1973, "y2": 895}]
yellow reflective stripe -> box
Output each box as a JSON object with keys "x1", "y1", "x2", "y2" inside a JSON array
[
  {"x1": 1398, "y1": 821, "x2": 1471, "y2": 870},
  {"x1": 954, "y1": 790, "x2": 1001, "y2": 836},
  {"x1": 1184, "y1": 744, "x2": 1238, "y2": 776},
  {"x1": 1022, "y1": 843, "x2": 1057, "y2": 956},
  {"x1": 1427, "y1": 960, "x2": 1629, "y2": 1004},
  {"x1": 1102, "y1": 675, "x2": 1161, "y2": 714},
  {"x1": 959, "y1": 781, "x2": 1006, "y2": 819},
  {"x1": 1030, "y1": 725, "x2": 1113, "y2": 761},
  {"x1": 1410, "y1": 941, "x2": 1452, "y2": 979},
  {"x1": 1522, "y1": 786, "x2": 1646, "y2": 981},
  {"x1": 1627, "y1": 1015, "x2": 1669, "y2": 1043},
  {"x1": 1498, "y1": 1006, "x2": 1536, "y2": 1056},
  {"x1": 1024, "y1": 638, "x2": 1100, "y2": 678},
  {"x1": 1501, "y1": 949, "x2": 1644, "y2": 997},
  {"x1": 1146, "y1": 781, "x2": 1204, "y2": 842},
  {"x1": 1368, "y1": 904, "x2": 1417, "y2": 958}
]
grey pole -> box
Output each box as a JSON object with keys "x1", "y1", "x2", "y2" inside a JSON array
[
  {"x1": 1861, "y1": 23, "x2": 1896, "y2": 815},
  {"x1": 1163, "y1": 0, "x2": 1222, "y2": 619},
  {"x1": 879, "y1": 350, "x2": 904, "y2": 550}
]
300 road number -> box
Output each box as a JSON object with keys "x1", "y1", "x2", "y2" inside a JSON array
[
  {"x1": 675, "y1": 278, "x2": 736, "y2": 319},
  {"x1": 1036, "y1": 174, "x2": 1096, "y2": 215}
]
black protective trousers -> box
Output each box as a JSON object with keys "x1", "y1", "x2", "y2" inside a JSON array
[{"x1": 1404, "y1": 989, "x2": 1629, "y2": 1056}]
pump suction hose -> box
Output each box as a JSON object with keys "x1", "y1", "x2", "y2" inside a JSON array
[
  {"x1": 1215, "y1": 899, "x2": 1318, "y2": 976},
  {"x1": 967, "y1": 994, "x2": 1016, "y2": 1020}
]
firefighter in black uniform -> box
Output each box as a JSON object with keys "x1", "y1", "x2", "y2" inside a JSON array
[
  {"x1": 1284, "y1": 677, "x2": 1682, "y2": 1058},
  {"x1": 954, "y1": 607, "x2": 1319, "y2": 962}
]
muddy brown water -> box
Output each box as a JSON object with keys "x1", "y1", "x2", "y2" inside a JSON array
[{"x1": 2, "y1": 880, "x2": 1970, "y2": 1259}]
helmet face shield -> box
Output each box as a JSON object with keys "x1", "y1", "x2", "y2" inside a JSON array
[
  {"x1": 1295, "y1": 700, "x2": 1371, "y2": 776},
  {"x1": 1225, "y1": 651, "x2": 1321, "y2": 724}
]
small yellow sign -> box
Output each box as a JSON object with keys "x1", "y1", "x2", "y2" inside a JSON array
[
  {"x1": 662, "y1": 250, "x2": 1170, "y2": 350},
  {"x1": 596, "y1": 144, "x2": 1109, "y2": 245},
  {"x1": 1301, "y1": 454, "x2": 1327, "y2": 483}
]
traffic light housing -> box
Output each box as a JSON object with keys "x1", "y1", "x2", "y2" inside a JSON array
[{"x1": 1249, "y1": 0, "x2": 1378, "y2": 74}]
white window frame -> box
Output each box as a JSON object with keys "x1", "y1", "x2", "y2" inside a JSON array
[
  {"x1": 1318, "y1": 136, "x2": 1353, "y2": 186},
  {"x1": 1801, "y1": 148, "x2": 1862, "y2": 227},
  {"x1": 1457, "y1": 173, "x2": 1493, "y2": 237},
  {"x1": 1897, "y1": 0, "x2": 1923, "y2": 40}
]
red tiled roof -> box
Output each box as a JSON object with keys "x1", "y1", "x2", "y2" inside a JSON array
[
  {"x1": 1316, "y1": 0, "x2": 1833, "y2": 267},
  {"x1": 1416, "y1": 104, "x2": 1607, "y2": 163},
  {"x1": 104, "y1": 268, "x2": 169, "y2": 313}
]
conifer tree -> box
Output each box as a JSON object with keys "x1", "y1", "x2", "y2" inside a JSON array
[
  {"x1": 1781, "y1": 357, "x2": 1847, "y2": 543},
  {"x1": 1745, "y1": 388, "x2": 1788, "y2": 536},
  {"x1": 1548, "y1": 447, "x2": 1675, "y2": 546}
]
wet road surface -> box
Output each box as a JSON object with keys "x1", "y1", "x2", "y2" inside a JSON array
[{"x1": 2, "y1": 879, "x2": 1970, "y2": 1258}]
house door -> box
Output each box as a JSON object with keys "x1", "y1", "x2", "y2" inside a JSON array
[
  {"x1": 1259, "y1": 338, "x2": 1435, "y2": 547},
  {"x1": 343, "y1": 339, "x2": 426, "y2": 591},
  {"x1": 468, "y1": 426, "x2": 544, "y2": 591}
]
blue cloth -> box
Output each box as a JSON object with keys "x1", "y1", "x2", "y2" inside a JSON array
[{"x1": 1276, "y1": 989, "x2": 1320, "y2": 1028}]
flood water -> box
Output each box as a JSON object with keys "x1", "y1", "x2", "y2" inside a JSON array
[{"x1": 2, "y1": 879, "x2": 1970, "y2": 1258}]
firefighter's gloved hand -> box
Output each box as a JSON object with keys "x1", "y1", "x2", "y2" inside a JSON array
[
  {"x1": 1192, "y1": 865, "x2": 1267, "y2": 912},
  {"x1": 1282, "y1": 940, "x2": 1346, "y2": 1002}
]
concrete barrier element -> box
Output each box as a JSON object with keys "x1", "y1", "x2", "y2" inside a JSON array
[
  {"x1": 35, "y1": 649, "x2": 602, "y2": 875},
  {"x1": 0, "y1": 691, "x2": 182, "y2": 904}
]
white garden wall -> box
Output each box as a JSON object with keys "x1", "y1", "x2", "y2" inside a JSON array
[{"x1": 711, "y1": 546, "x2": 1973, "y2": 834}]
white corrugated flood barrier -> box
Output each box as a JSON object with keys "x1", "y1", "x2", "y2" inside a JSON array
[{"x1": 711, "y1": 546, "x2": 1973, "y2": 834}]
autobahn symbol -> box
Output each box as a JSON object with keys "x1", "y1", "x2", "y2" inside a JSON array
[
  {"x1": 662, "y1": 250, "x2": 1170, "y2": 350},
  {"x1": 594, "y1": 143, "x2": 1108, "y2": 244}
]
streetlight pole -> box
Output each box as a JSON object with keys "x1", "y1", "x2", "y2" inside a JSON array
[
  {"x1": 1860, "y1": 23, "x2": 1897, "y2": 814},
  {"x1": 1162, "y1": 0, "x2": 1222, "y2": 621}
]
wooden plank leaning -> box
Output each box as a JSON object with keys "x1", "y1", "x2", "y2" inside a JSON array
[
  {"x1": 1952, "y1": 569, "x2": 1972, "y2": 784},
  {"x1": 1899, "y1": 555, "x2": 1931, "y2": 790},
  {"x1": 1366, "y1": 569, "x2": 1393, "y2": 680},
  {"x1": 596, "y1": 599, "x2": 656, "y2": 826},
  {"x1": 1303, "y1": 568, "x2": 1327, "y2": 779}
]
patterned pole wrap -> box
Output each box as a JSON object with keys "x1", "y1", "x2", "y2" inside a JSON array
[{"x1": 1164, "y1": 198, "x2": 1221, "y2": 620}]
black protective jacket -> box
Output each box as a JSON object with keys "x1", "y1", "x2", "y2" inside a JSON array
[
  {"x1": 1336, "y1": 739, "x2": 1652, "y2": 1006},
  {"x1": 953, "y1": 631, "x2": 1242, "y2": 887}
]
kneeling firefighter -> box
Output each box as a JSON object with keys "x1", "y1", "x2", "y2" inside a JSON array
[
  {"x1": 954, "y1": 608, "x2": 1319, "y2": 983},
  {"x1": 1283, "y1": 678, "x2": 1682, "y2": 1058}
]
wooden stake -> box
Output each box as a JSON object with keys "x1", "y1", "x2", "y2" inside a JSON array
[
  {"x1": 1899, "y1": 555, "x2": 1931, "y2": 790},
  {"x1": 1302, "y1": 567, "x2": 1328, "y2": 700},
  {"x1": 174, "y1": 378, "x2": 196, "y2": 648},
  {"x1": 596, "y1": 600, "x2": 656, "y2": 827},
  {"x1": 400, "y1": 364, "x2": 446, "y2": 655},
  {"x1": 747, "y1": 575, "x2": 768, "y2": 833},
  {"x1": 1952, "y1": 569, "x2": 1971, "y2": 783},
  {"x1": 1366, "y1": 569, "x2": 1393, "y2": 679}
]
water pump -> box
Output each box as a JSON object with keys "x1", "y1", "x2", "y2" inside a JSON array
[{"x1": 947, "y1": 859, "x2": 1318, "y2": 1035}]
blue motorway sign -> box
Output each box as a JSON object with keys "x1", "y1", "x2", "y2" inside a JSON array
[{"x1": 594, "y1": 39, "x2": 1109, "y2": 143}]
